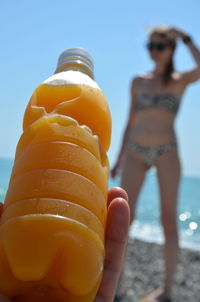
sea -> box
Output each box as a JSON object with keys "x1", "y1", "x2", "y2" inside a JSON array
[{"x1": 0, "y1": 158, "x2": 199, "y2": 251}]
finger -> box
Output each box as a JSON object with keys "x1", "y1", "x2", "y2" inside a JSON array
[
  {"x1": 95, "y1": 197, "x2": 130, "y2": 302},
  {"x1": 107, "y1": 187, "x2": 128, "y2": 208}
]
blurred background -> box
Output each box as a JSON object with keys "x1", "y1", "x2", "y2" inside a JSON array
[{"x1": 0, "y1": 1, "x2": 199, "y2": 250}]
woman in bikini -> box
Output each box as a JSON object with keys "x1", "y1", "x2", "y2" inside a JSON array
[{"x1": 112, "y1": 26, "x2": 200, "y2": 302}]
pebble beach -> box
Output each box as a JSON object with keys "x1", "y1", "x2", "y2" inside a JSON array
[{"x1": 119, "y1": 239, "x2": 200, "y2": 302}]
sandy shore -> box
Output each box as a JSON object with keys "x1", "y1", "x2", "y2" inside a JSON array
[{"x1": 118, "y1": 238, "x2": 200, "y2": 302}]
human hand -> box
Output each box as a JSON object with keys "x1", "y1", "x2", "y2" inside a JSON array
[
  {"x1": 94, "y1": 187, "x2": 129, "y2": 302},
  {"x1": 168, "y1": 27, "x2": 187, "y2": 39},
  {"x1": 0, "y1": 187, "x2": 130, "y2": 302}
]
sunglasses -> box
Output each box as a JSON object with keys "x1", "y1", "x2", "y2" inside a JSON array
[{"x1": 146, "y1": 42, "x2": 169, "y2": 52}]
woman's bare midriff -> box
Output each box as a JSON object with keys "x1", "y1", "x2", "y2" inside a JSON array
[{"x1": 128, "y1": 109, "x2": 177, "y2": 146}]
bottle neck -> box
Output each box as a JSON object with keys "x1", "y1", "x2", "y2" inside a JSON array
[{"x1": 54, "y1": 63, "x2": 94, "y2": 79}]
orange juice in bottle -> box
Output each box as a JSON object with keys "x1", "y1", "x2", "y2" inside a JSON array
[{"x1": 0, "y1": 48, "x2": 111, "y2": 302}]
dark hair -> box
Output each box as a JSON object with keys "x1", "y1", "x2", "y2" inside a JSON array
[{"x1": 150, "y1": 27, "x2": 176, "y2": 84}]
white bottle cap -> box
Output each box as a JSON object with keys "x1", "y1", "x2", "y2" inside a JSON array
[{"x1": 55, "y1": 47, "x2": 94, "y2": 76}]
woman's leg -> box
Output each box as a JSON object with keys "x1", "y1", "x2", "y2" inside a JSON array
[
  {"x1": 116, "y1": 151, "x2": 149, "y2": 298},
  {"x1": 121, "y1": 150, "x2": 149, "y2": 223},
  {"x1": 156, "y1": 150, "x2": 181, "y2": 300}
]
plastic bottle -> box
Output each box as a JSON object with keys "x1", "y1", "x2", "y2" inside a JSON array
[{"x1": 0, "y1": 48, "x2": 111, "y2": 302}]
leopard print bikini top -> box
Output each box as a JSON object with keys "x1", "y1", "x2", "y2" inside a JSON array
[{"x1": 136, "y1": 93, "x2": 180, "y2": 114}]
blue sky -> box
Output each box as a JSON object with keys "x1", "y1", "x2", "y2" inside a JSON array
[{"x1": 0, "y1": 0, "x2": 200, "y2": 176}]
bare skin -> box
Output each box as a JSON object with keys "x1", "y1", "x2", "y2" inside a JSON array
[{"x1": 112, "y1": 26, "x2": 200, "y2": 302}]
